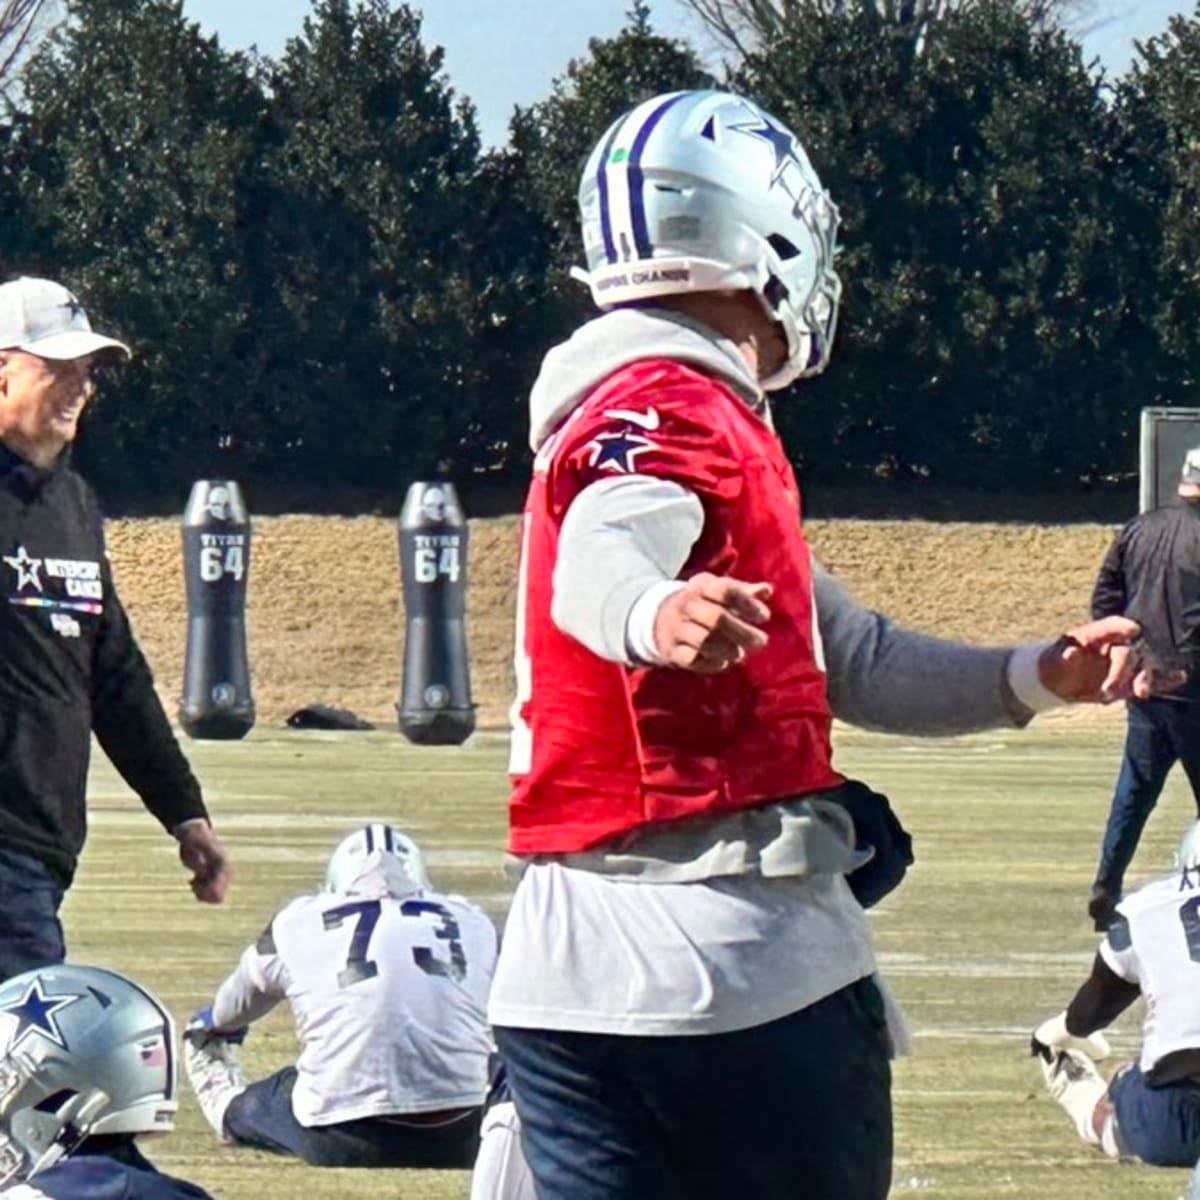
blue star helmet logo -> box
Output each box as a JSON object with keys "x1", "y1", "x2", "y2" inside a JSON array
[
  {"x1": 0, "y1": 978, "x2": 83, "y2": 1053},
  {"x1": 728, "y1": 110, "x2": 803, "y2": 187}
]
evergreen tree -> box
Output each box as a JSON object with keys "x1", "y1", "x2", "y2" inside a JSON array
[
  {"x1": 1118, "y1": 6, "x2": 1200, "y2": 408},
  {"x1": 738, "y1": 0, "x2": 1140, "y2": 486},
  {"x1": 10, "y1": 0, "x2": 268, "y2": 501},
  {"x1": 256, "y1": 0, "x2": 486, "y2": 493}
]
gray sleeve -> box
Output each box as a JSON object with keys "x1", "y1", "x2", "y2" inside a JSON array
[
  {"x1": 814, "y1": 559, "x2": 1034, "y2": 734},
  {"x1": 552, "y1": 476, "x2": 703, "y2": 662},
  {"x1": 212, "y1": 938, "x2": 289, "y2": 1029}
]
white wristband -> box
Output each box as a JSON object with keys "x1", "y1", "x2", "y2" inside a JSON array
[
  {"x1": 625, "y1": 580, "x2": 687, "y2": 666},
  {"x1": 1007, "y1": 643, "x2": 1065, "y2": 713}
]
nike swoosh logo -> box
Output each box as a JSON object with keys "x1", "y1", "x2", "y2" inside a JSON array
[{"x1": 604, "y1": 407, "x2": 660, "y2": 431}]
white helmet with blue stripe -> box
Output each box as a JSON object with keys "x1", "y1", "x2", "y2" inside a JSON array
[
  {"x1": 0, "y1": 964, "x2": 177, "y2": 1185},
  {"x1": 325, "y1": 823, "x2": 431, "y2": 898},
  {"x1": 573, "y1": 89, "x2": 842, "y2": 390}
]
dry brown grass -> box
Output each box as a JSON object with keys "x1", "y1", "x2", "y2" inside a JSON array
[{"x1": 106, "y1": 515, "x2": 1124, "y2": 734}]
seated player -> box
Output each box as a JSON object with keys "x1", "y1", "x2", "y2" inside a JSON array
[
  {"x1": 1032, "y1": 819, "x2": 1200, "y2": 1169},
  {"x1": 0, "y1": 962, "x2": 212, "y2": 1198},
  {"x1": 183, "y1": 823, "x2": 498, "y2": 1168}
]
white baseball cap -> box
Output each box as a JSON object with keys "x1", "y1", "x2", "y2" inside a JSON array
[
  {"x1": 1182, "y1": 447, "x2": 1200, "y2": 485},
  {"x1": 0, "y1": 276, "x2": 130, "y2": 360}
]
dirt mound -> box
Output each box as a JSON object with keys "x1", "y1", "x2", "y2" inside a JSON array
[{"x1": 106, "y1": 515, "x2": 1122, "y2": 733}]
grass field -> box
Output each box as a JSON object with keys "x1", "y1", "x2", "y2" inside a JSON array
[{"x1": 70, "y1": 719, "x2": 1199, "y2": 1199}]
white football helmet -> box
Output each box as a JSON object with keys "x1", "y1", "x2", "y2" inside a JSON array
[
  {"x1": 325, "y1": 823, "x2": 431, "y2": 898},
  {"x1": 573, "y1": 89, "x2": 842, "y2": 390},
  {"x1": 1177, "y1": 820, "x2": 1200, "y2": 871},
  {"x1": 0, "y1": 964, "x2": 177, "y2": 1185}
]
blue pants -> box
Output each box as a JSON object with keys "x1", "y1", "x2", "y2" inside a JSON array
[
  {"x1": 1110, "y1": 1063, "x2": 1200, "y2": 1167},
  {"x1": 494, "y1": 976, "x2": 893, "y2": 1200},
  {"x1": 0, "y1": 846, "x2": 65, "y2": 982},
  {"x1": 1095, "y1": 697, "x2": 1200, "y2": 898},
  {"x1": 224, "y1": 1067, "x2": 483, "y2": 1168}
]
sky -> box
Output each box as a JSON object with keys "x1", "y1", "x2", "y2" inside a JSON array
[{"x1": 181, "y1": 0, "x2": 1195, "y2": 147}]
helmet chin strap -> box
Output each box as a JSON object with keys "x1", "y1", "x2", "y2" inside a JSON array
[
  {"x1": 752, "y1": 273, "x2": 816, "y2": 393},
  {"x1": 757, "y1": 311, "x2": 812, "y2": 393}
]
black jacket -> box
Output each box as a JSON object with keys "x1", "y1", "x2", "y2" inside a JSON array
[
  {"x1": 1091, "y1": 499, "x2": 1200, "y2": 694},
  {"x1": 0, "y1": 445, "x2": 206, "y2": 884}
]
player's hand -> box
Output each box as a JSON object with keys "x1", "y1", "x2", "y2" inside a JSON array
[
  {"x1": 1073, "y1": 634, "x2": 1189, "y2": 701},
  {"x1": 653, "y1": 573, "x2": 772, "y2": 673},
  {"x1": 184, "y1": 1005, "x2": 247, "y2": 1047},
  {"x1": 175, "y1": 820, "x2": 232, "y2": 904},
  {"x1": 1030, "y1": 1011, "x2": 1110, "y2": 1062},
  {"x1": 1037, "y1": 616, "x2": 1140, "y2": 702}
]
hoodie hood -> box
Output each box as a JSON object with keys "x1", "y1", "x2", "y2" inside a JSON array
[{"x1": 528, "y1": 307, "x2": 765, "y2": 451}]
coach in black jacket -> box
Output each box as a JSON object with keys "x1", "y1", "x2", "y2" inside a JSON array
[
  {"x1": 1087, "y1": 449, "x2": 1200, "y2": 931},
  {"x1": 0, "y1": 276, "x2": 231, "y2": 979}
]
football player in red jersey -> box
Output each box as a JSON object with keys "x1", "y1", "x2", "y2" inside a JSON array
[{"x1": 489, "y1": 89, "x2": 1139, "y2": 1200}]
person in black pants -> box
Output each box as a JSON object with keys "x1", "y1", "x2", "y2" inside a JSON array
[{"x1": 1089, "y1": 447, "x2": 1200, "y2": 930}]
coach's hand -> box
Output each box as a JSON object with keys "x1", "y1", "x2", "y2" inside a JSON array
[
  {"x1": 175, "y1": 819, "x2": 232, "y2": 903},
  {"x1": 654, "y1": 573, "x2": 772, "y2": 673},
  {"x1": 1037, "y1": 616, "x2": 1140, "y2": 702}
]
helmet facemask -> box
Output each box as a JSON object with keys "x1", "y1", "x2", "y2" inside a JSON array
[{"x1": 756, "y1": 184, "x2": 843, "y2": 389}]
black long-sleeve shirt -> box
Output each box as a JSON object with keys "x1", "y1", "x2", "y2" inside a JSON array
[
  {"x1": 1091, "y1": 499, "x2": 1200, "y2": 693},
  {"x1": 0, "y1": 444, "x2": 206, "y2": 884}
]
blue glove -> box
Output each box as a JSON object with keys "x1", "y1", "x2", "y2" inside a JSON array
[{"x1": 185, "y1": 1005, "x2": 248, "y2": 1046}]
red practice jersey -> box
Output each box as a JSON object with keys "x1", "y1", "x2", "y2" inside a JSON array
[{"x1": 510, "y1": 359, "x2": 841, "y2": 854}]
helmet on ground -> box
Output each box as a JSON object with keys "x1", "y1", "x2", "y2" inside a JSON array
[
  {"x1": 573, "y1": 88, "x2": 842, "y2": 390},
  {"x1": 0, "y1": 963, "x2": 176, "y2": 1185},
  {"x1": 325, "y1": 823, "x2": 431, "y2": 898},
  {"x1": 1178, "y1": 820, "x2": 1200, "y2": 871}
]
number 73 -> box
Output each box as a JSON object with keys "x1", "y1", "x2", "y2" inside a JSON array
[{"x1": 323, "y1": 898, "x2": 467, "y2": 987}]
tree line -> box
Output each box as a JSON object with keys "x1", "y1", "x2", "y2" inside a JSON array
[{"x1": 0, "y1": 0, "x2": 1197, "y2": 511}]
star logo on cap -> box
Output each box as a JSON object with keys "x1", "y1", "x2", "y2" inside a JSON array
[
  {"x1": 60, "y1": 293, "x2": 86, "y2": 320},
  {"x1": 3, "y1": 545, "x2": 43, "y2": 592},
  {"x1": 0, "y1": 978, "x2": 83, "y2": 1053}
]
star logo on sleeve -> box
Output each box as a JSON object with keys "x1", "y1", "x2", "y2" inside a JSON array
[
  {"x1": 3, "y1": 545, "x2": 43, "y2": 592},
  {"x1": 0, "y1": 978, "x2": 83, "y2": 1052},
  {"x1": 586, "y1": 428, "x2": 658, "y2": 474}
]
